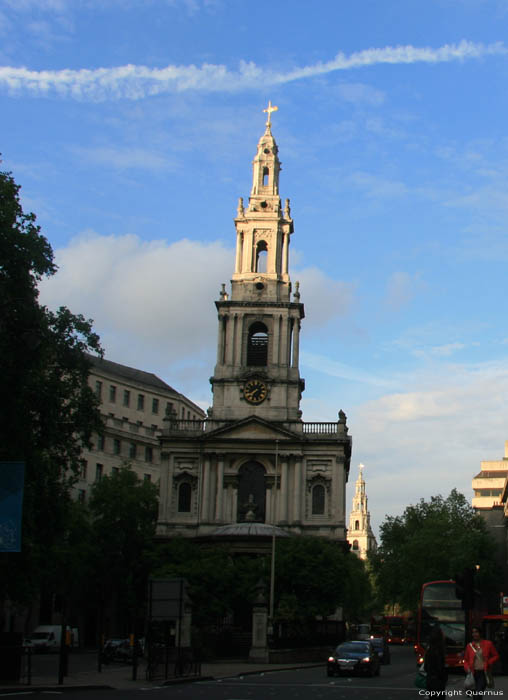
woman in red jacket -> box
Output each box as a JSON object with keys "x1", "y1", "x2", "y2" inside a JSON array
[{"x1": 463, "y1": 626, "x2": 499, "y2": 692}]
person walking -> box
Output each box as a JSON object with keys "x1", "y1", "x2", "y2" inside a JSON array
[
  {"x1": 425, "y1": 626, "x2": 448, "y2": 691},
  {"x1": 463, "y1": 626, "x2": 499, "y2": 692}
]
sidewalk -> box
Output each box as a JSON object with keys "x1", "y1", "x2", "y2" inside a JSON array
[{"x1": 0, "y1": 659, "x2": 324, "y2": 693}]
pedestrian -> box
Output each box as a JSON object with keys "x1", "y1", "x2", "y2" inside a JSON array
[
  {"x1": 425, "y1": 626, "x2": 447, "y2": 691},
  {"x1": 463, "y1": 626, "x2": 499, "y2": 692}
]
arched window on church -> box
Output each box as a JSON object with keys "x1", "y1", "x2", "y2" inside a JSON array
[
  {"x1": 247, "y1": 322, "x2": 268, "y2": 366},
  {"x1": 178, "y1": 482, "x2": 191, "y2": 513},
  {"x1": 352, "y1": 540, "x2": 359, "y2": 551},
  {"x1": 355, "y1": 519, "x2": 360, "y2": 530},
  {"x1": 255, "y1": 240, "x2": 268, "y2": 273},
  {"x1": 312, "y1": 484, "x2": 325, "y2": 515},
  {"x1": 263, "y1": 167, "x2": 269, "y2": 186}
]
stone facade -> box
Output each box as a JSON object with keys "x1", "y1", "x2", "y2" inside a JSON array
[
  {"x1": 75, "y1": 355, "x2": 205, "y2": 501},
  {"x1": 157, "y1": 117, "x2": 352, "y2": 542},
  {"x1": 347, "y1": 464, "x2": 376, "y2": 559}
]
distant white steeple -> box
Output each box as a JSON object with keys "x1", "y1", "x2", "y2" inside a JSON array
[{"x1": 347, "y1": 464, "x2": 377, "y2": 559}]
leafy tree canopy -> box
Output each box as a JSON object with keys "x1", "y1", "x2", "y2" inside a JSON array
[
  {"x1": 88, "y1": 466, "x2": 159, "y2": 631},
  {"x1": 274, "y1": 536, "x2": 372, "y2": 622},
  {"x1": 0, "y1": 167, "x2": 103, "y2": 604},
  {"x1": 371, "y1": 489, "x2": 499, "y2": 612}
]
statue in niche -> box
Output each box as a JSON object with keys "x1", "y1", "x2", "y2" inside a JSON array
[{"x1": 241, "y1": 494, "x2": 259, "y2": 522}]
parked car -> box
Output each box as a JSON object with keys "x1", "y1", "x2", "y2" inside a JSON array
[
  {"x1": 102, "y1": 637, "x2": 143, "y2": 664},
  {"x1": 369, "y1": 635, "x2": 391, "y2": 665},
  {"x1": 327, "y1": 640, "x2": 381, "y2": 677}
]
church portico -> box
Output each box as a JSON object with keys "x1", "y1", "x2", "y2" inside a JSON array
[{"x1": 157, "y1": 106, "x2": 351, "y2": 544}]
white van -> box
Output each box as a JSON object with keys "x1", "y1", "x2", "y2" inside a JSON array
[{"x1": 26, "y1": 625, "x2": 79, "y2": 652}]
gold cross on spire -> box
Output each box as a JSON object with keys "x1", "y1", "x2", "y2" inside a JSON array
[{"x1": 263, "y1": 100, "x2": 278, "y2": 126}]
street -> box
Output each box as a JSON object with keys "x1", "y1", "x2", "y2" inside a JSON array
[{"x1": 1, "y1": 645, "x2": 470, "y2": 699}]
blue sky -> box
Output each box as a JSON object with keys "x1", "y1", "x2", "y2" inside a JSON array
[{"x1": 3, "y1": 0, "x2": 508, "y2": 535}]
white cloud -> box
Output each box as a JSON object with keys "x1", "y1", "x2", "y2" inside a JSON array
[
  {"x1": 349, "y1": 361, "x2": 508, "y2": 533},
  {"x1": 293, "y1": 265, "x2": 354, "y2": 328},
  {"x1": 38, "y1": 231, "x2": 353, "y2": 398},
  {"x1": 0, "y1": 41, "x2": 504, "y2": 100},
  {"x1": 38, "y1": 232, "x2": 232, "y2": 385}
]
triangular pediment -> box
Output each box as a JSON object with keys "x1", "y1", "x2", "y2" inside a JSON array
[{"x1": 206, "y1": 416, "x2": 300, "y2": 441}]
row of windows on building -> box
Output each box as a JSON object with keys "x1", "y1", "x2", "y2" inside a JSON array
[
  {"x1": 174, "y1": 482, "x2": 328, "y2": 516},
  {"x1": 93, "y1": 435, "x2": 155, "y2": 462},
  {"x1": 94, "y1": 381, "x2": 199, "y2": 420},
  {"x1": 474, "y1": 489, "x2": 503, "y2": 497},
  {"x1": 77, "y1": 463, "x2": 154, "y2": 502}
]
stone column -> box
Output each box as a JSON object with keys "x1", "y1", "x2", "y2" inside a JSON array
[
  {"x1": 216, "y1": 315, "x2": 226, "y2": 365},
  {"x1": 201, "y1": 456, "x2": 211, "y2": 522},
  {"x1": 280, "y1": 317, "x2": 289, "y2": 368},
  {"x1": 226, "y1": 316, "x2": 235, "y2": 366},
  {"x1": 215, "y1": 455, "x2": 224, "y2": 521},
  {"x1": 293, "y1": 457, "x2": 302, "y2": 523},
  {"x1": 234, "y1": 314, "x2": 243, "y2": 366},
  {"x1": 235, "y1": 230, "x2": 242, "y2": 273},
  {"x1": 273, "y1": 314, "x2": 280, "y2": 365},
  {"x1": 279, "y1": 458, "x2": 288, "y2": 523},
  {"x1": 292, "y1": 318, "x2": 300, "y2": 368},
  {"x1": 249, "y1": 584, "x2": 269, "y2": 663},
  {"x1": 179, "y1": 610, "x2": 192, "y2": 648},
  {"x1": 282, "y1": 231, "x2": 289, "y2": 275}
]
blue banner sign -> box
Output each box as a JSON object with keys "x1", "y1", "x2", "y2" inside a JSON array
[{"x1": 0, "y1": 462, "x2": 25, "y2": 552}]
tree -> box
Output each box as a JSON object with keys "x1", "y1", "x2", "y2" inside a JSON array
[
  {"x1": 0, "y1": 167, "x2": 103, "y2": 608},
  {"x1": 371, "y1": 489, "x2": 499, "y2": 612},
  {"x1": 88, "y1": 466, "x2": 159, "y2": 634},
  {"x1": 274, "y1": 536, "x2": 372, "y2": 623},
  {"x1": 153, "y1": 539, "x2": 262, "y2": 630}
]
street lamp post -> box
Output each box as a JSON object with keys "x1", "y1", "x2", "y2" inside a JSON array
[{"x1": 269, "y1": 440, "x2": 279, "y2": 631}]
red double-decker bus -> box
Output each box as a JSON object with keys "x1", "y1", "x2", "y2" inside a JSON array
[{"x1": 415, "y1": 580, "x2": 465, "y2": 669}]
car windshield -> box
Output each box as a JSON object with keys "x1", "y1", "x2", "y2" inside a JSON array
[{"x1": 337, "y1": 642, "x2": 369, "y2": 654}]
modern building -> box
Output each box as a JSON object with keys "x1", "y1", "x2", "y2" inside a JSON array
[
  {"x1": 472, "y1": 441, "x2": 508, "y2": 509},
  {"x1": 347, "y1": 464, "x2": 377, "y2": 559},
  {"x1": 473, "y1": 441, "x2": 508, "y2": 601},
  {"x1": 157, "y1": 109, "x2": 352, "y2": 542},
  {"x1": 75, "y1": 355, "x2": 205, "y2": 500}
]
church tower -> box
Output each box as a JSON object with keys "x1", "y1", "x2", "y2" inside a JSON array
[
  {"x1": 210, "y1": 103, "x2": 304, "y2": 422},
  {"x1": 157, "y1": 105, "x2": 352, "y2": 543},
  {"x1": 347, "y1": 464, "x2": 377, "y2": 559}
]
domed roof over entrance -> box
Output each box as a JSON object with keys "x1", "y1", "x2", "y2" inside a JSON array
[{"x1": 210, "y1": 522, "x2": 291, "y2": 538}]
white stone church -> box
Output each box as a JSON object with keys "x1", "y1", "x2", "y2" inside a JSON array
[{"x1": 157, "y1": 109, "x2": 352, "y2": 543}]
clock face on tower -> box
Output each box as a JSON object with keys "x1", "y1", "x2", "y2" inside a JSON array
[{"x1": 243, "y1": 379, "x2": 268, "y2": 404}]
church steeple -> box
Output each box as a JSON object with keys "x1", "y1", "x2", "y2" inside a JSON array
[
  {"x1": 348, "y1": 464, "x2": 377, "y2": 560},
  {"x1": 232, "y1": 103, "x2": 293, "y2": 300},
  {"x1": 209, "y1": 104, "x2": 305, "y2": 422}
]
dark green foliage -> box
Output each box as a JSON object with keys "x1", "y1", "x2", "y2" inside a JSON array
[
  {"x1": 152, "y1": 535, "x2": 373, "y2": 633},
  {"x1": 371, "y1": 489, "x2": 499, "y2": 611},
  {"x1": 153, "y1": 539, "x2": 264, "y2": 629},
  {"x1": 274, "y1": 536, "x2": 372, "y2": 622},
  {"x1": 88, "y1": 466, "x2": 159, "y2": 631},
  {"x1": 0, "y1": 167, "x2": 103, "y2": 605}
]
